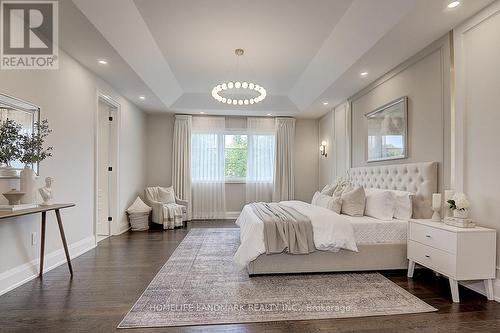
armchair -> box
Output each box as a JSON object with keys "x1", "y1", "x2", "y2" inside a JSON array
[{"x1": 144, "y1": 186, "x2": 188, "y2": 228}]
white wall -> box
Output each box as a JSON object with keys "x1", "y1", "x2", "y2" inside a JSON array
[
  {"x1": 0, "y1": 50, "x2": 147, "y2": 294},
  {"x1": 454, "y1": 0, "x2": 500, "y2": 299},
  {"x1": 350, "y1": 35, "x2": 451, "y2": 192},
  {"x1": 145, "y1": 114, "x2": 174, "y2": 188},
  {"x1": 294, "y1": 119, "x2": 319, "y2": 202},
  {"x1": 318, "y1": 102, "x2": 350, "y2": 187}
]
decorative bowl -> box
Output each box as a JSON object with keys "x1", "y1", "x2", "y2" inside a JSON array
[{"x1": 3, "y1": 190, "x2": 25, "y2": 205}]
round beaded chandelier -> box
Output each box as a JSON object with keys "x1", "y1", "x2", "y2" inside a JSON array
[{"x1": 211, "y1": 49, "x2": 267, "y2": 106}]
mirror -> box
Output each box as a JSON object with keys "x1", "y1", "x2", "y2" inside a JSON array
[
  {"x1": 0, "y1": 93, "x2": 40, "y2": 174},
  {"x1": 365, "y1": 96, "x2": 407, "y2": 162}
]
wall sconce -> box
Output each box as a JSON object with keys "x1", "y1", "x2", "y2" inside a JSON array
[{"x1": 320, "y1": 141, "x2": 327, "y2": 157}]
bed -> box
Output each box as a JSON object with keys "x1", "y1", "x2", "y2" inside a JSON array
[{"x1": 235, "y1": 161, "x2": 438, "y2": 275}]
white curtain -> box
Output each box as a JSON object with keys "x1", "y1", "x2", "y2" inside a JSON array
[
  {"x1": 191, "y1": 116, "x2": 226, "y2": 219},
  {"x1": 273, "y1": 117, "x2": 295, "y2": 201},
  {"x1": 172, "y1": 115, "x2": 192, "y2": 220},
  {"x1": 246, "y1": 117, "x2": 275, "y2": 203}
]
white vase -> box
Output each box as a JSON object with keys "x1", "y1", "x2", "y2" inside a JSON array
[
  {"x1": 20, "y1": 166, "x2": 36, "y2": 204},
  {"x1": 453, "y1": 209, "x2": 469, "y2": 219}
]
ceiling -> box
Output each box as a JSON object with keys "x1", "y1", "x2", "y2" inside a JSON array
[{"x1": 64, "y1": 0, "x2": 494, "y2": 118}]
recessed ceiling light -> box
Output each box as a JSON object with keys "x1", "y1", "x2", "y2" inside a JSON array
[
  {"x1": 447, "y1": 1, "x2": 460, "y2": 9},
  {"x1": 200, "y1": 112, "x2": 205, "y2": 114},
  {"x1": 360, "y1": 71, "x2": 368, "y2": 77},
  {"x1": 323, "y1": 102, "x2": 329, "y2": 106},
  {"x1": 139, "y1": 95, "x2": 146, "y2": 100},
  {"x1": 97, "y1": 59, "x2": 108, "y2": 65}
]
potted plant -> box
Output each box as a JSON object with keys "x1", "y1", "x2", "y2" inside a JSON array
[
  {"x1": 447, "y1": 192, "x2": 470, "y2": 219},
  {"x1": 0, "y1": 118, "x2": 22, "y2": 176},
  {"x1": 18, "y1": 119, "x2": 53, "y2": 204}
]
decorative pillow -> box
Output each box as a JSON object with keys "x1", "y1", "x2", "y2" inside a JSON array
[
  {"x1": 126, "y1": 196, "x2": 152, "y2": 214},
  {"x1": 389, "y1": 189, "x2": 414, "y2": 220},
  {"x1": 158, "y1": 186, "x2": 176, "y2": 204},
  {"x1": 364, "y1": 188, "x2": 396, "y2": 221},
  {"x1": 340, "y1": 185, "x2": 366, "y2": 217},
  {"x1": 311, "y1": 191, "x2": 342, "y2": 214},
  {"x1": 320, "y1": 183, "x2": 336, "y2": 196}
]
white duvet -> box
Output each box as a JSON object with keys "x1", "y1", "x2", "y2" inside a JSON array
[{"x1": 234, "y1": 200, "x2": 358, "y2": 269}]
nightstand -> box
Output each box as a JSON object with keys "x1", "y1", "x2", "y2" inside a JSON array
[{"x1": 407, "y1": 219, "x2": 496, "y2": 302}]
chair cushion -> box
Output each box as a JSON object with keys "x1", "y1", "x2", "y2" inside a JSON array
[{"x1": 158, "y1": 186, "x2": 176, "y2": 204}]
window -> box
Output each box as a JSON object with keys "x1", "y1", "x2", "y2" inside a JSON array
[{"x1": 224, "y1": 134, "x2": 248, "y2": 181}]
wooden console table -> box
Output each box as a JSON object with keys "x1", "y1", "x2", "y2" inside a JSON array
[{"x1": 0, "y1": 204, "x2": 76, "y2": 278}]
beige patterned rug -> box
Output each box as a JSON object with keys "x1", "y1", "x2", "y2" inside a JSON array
[{"x1": 118, "y1": 228, "x2": 436, "y2": 328}]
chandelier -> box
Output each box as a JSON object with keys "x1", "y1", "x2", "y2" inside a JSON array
[{"x1": 211, "y1": 49, "x2": 267, "y2": 106}]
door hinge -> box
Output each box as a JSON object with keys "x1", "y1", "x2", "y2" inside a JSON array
[
  {"x1": 108, "y1": 216, "x2": 112, "y2": 222},
  {"x1": 108, "y1": 116, "x2": 113, "y2": 121},
  {"x1": 108, "y1": 166, "x2": 112, "y2": 171}
]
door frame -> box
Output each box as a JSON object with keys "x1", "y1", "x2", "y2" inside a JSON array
[{"x1": 94, "y1": 91, "x2": 120, "y2": 244}]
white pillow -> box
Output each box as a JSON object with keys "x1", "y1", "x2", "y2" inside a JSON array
[
  {"x1": 158, "y1": 186, "x2": 176, "y2": 204},
  {"x1": 312, "y1": 191, "x2": 342, "y2": 214},
  {"x1": 126, "y1": 196, "x2": 152, "y2": 214},
  {"x1": 389, "y1": 189, "x2": 414, "y2": 220},
  {"x1": 340, "y1": 185, "x2": 366, "y2": 217},
  {"x1": 364, "y1": 188, "x2": 396, "y2": 221},
  {"x1": 320, "y1": 184, "x2": 336, "y2": 196}
]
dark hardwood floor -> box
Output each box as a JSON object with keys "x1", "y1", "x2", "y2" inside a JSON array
[{"x1": 1, "y1": 220, "x2": 500, "y2": 333}]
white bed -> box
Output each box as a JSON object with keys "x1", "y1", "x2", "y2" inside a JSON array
[{"x1": 235, "y1": 162, "x2": 438, "y2": 275}]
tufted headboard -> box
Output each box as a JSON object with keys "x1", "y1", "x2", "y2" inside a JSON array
[{"x1": 348, "y1": 162, "x2": 438, "y2": 219}]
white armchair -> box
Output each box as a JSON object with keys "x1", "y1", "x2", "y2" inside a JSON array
[{"x1": 144, "y1": 186, "x2": 188, "y2": 228}]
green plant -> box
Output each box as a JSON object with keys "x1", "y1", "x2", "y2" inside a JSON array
[
  {"x1": 0, "y1": 118, "x2": 22, "y2": 165},
  {"x1": 19, "y1": 119, "x2": 53, "y2": 166}
]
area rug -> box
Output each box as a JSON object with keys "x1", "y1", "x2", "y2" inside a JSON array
[{"x1": 118, "y1": 228, "x2": 436, "y2": 328}]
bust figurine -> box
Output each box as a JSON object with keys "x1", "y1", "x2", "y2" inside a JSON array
[{"x1": 39, "y1": 177, "x2": 54, "y2": 206}]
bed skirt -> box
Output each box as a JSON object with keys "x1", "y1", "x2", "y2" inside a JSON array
[{"x1": 247, "y1": 243, "x2": 407, "y2": 275}]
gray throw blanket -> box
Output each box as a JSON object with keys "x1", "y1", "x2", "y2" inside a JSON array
[{"x1": 250, "y1": 202, "x2": 315, "y2": 255}]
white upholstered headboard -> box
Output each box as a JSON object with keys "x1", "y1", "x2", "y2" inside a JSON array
[{"x1": 348, "y1": 162, "x2": 438, "y2": 219}]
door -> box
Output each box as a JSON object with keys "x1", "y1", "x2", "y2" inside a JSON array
[{"x1": 96, "y1": 99, "x2": 113, "y2": 241}]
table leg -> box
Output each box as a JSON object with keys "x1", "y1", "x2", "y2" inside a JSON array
[
  {"x1": 407, "y1": 260, "x2": 415, "y2": 278},
  {"x1": 55, "y1": 209, "x2": 73, "y2": 277},
  {"x1": 39, "y1": 211, "x2": 46, "y2": 278},
  {"x1": 485, "y1": 279, "x2": 494, "y2": 300},
  {"x1": 449, "y1": 278, "x2": 460, "y2": 303}
]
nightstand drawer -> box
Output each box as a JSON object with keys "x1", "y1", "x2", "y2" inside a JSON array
[
  {"x1": 409, "y1": 222, "x2": 457, "y2": 253},
  {"x1": 408, "y1": 240, "x2": 456, "y2": 276}
]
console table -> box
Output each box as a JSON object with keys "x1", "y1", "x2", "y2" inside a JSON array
[{"x1": 0, "y1": 204, "x2": 76, "y2": 278}]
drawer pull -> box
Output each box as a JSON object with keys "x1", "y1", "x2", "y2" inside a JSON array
[
  {"x1": 425, "y1": 255, "x2": 430, "y2": 258},
  {"x1": 425, "y1": 235, "x2": 431, "y2": 238}
]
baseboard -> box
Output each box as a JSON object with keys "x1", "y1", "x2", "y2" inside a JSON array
[
  {"x1": 224, "y1": 211, "x2": 241, "y2": 219},
  {"x1": 459, "y1": 267, "x2": 500, "y2": 302},
  {"x1": 115, "y1": 222, "x2": 131, "y2": 235},
  {"x1": 0, "y1": 235, "x2": 96, "y2": 296}
]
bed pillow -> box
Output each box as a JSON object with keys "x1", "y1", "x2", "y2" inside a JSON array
[
  {"x1": 340, "y1": 185, "x2": 366, "y2": 217},
  {"x1": 320, "y1": 183, "x2": 337, "y2": 196},
  {"x1": 364, "y1": 188, "x2": 396, "y2": 221},
  {"x1": 389, "y1": 190, "x2": 414, "y2": 220},
  {"x1": 312, "y1": 191, "x2": 342, "y2": 214},
  {"x1": 158, "y1": 186, "x2": 176, "y2": 204}
]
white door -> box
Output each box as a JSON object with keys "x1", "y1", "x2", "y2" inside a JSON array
[{"x1": 97, "y1": 100, "x2": 112, "y2": 239}]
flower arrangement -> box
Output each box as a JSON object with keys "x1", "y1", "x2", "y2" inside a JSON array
[
  {"x1": 19, "y1": 119, "x2": 53, "y2": 167},
  {"x1": 0, "y1": 118, "x2": 53, "y2": 169},
  {"x1": 447, "y1": 192, "x2": 470, "y2": 211},
  {"x1": 0, "y1": 119, "x2": 22, "y2": 166}
]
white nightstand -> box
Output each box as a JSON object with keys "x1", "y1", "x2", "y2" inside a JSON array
[{"x1": 407, "y1": 219, "x2": 496, "y2": 302}]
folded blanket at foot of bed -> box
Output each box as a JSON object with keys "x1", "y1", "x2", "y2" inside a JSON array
[{"x1": 250, "y1": 202, "x2": 315, "y2": 255}]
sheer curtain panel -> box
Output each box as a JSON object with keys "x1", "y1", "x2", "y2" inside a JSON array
[
  {"x1": 246, "y1": 117, "x2": 275, "y2": 203},
  {"x1": 273, "y1": 117, "x2": 295, "y2": 201},
  {"x1": 191, "y1": 116, "x2": 226, "y2": 219},
  {"x1": 172, "y1": 115, "x2": 192, "y2": 220}
]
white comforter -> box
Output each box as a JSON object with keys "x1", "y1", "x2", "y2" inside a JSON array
[{"x1": 234, "y1": 200, "x2": 358, "y2": 269}]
